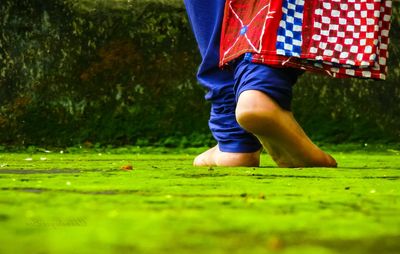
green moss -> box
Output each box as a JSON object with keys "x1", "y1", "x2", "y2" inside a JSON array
[
  {"x1": 67, "y1": 0, "x2": 183, "y2": 12},
  {"x1": 0, "y1": 149, "x2": 399, "y2": 253}
]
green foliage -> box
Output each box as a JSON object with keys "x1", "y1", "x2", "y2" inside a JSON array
[
  {"x1": 0, "y1": 0, "x2": 208, "y2": 146},
  {"x1": 0, "y1": 0, "x2": 399, "y2": 147}
]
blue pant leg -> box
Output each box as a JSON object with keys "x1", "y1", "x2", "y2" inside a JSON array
[
  {"x1": 233, "y1": 57, "x2": 302, "y2": 111},
  {"x1": 184, "y1": 0, "x2": 261, "y2": 152}
]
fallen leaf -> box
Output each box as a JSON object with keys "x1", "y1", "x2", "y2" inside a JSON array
[
  {"x1": 121, "y1": 165, "x2": 133, "y2": 171},
  {"x1": 266, "y1": 236, "x2": 284, "y2": 251}
]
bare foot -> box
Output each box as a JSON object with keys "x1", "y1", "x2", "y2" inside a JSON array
[
  {"x1": 236, "y1": 90, "x2": 337, "y2": 168},
  {"x1": 193, "y1": 145, "x2": 261, "y2": 167}
]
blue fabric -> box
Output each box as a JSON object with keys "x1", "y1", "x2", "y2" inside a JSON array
[
  {"x1": 233, "y1": 57, "x2": 300, "y2": 111},
  {"x1": 276, "y1": 0, "x2": 305, "y2": 56},
  {"x1": 184, "y1": 0, "x2": 299, "y2": 153},
  {"x1": 184, "y1": 0, "x2": 261, "y2": 153}
]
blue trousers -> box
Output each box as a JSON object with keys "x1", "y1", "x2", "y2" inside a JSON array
[{"x1": 184, "y1": 0, "x2": 300, "y2": 153}]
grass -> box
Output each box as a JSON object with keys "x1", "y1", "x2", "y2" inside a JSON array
[{"x1": 0, "y1": 147, "x2": 399, "y2": 254}]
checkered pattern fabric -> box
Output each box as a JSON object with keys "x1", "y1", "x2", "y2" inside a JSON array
[
  {"x1": 328, "y1": 0, "x2": 392, "y2": 79},
  {"x1": 220, "y1": 0, "x2": 392, "y2": 80},
  {"x1": 276, "y1": 0, "x2": 305, "y2": 57},
  {"x1": 307, "y1": 0, "x2": 381, "y2": 67}
]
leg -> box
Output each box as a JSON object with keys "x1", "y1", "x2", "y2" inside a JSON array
[
  {"x1": 233, "y1": 60, "x2": 337, "y2": 168},
  {"x1": 184, "y1": 0, "x2": 261, "y2": 167}
]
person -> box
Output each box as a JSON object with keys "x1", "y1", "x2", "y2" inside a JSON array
[{"x1": 184, "y1": 0, "x2": 338, "y2": 168}]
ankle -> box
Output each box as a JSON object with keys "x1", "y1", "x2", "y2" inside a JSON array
[
  {"x1": 236, "y1": 107, "x2": 278, "y2": 135},
  {"x1": 236, "y1": 90, "x2": 281, "y2": 134}
]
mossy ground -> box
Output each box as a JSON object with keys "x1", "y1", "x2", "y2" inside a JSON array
[{"x1": 0, "y1": 147, "x2": 399, "y2": 254}]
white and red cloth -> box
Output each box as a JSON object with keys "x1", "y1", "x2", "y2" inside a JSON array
[{"x1": 220, "y1": 0, "x2": 392, "y2": 80}]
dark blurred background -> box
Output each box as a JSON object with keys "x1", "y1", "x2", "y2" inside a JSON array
[{"x1": 0, "y1": 0, "x2": 399, "y2": 148}]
